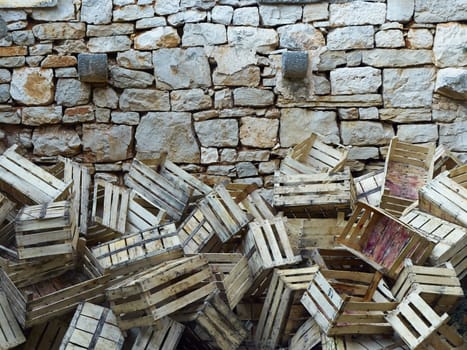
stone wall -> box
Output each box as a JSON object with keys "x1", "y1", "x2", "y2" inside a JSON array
[{"x1": 0, "y1": 0, "x2": 465, "y2": 187}]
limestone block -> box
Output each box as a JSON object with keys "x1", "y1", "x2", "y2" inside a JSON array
[
  {"x1": 362, "y1": 49, "x2": 432, "y2": 67},
  {"x1": 240, "y1": 116, "x2": 279, "y2": 148},
  {"x1": 182, "y1": 23, "x2": 226, "y2": 46},
  {"x1": 22, "y1": 106, "x2": 62, "y2": 125},
  {"x1": 81, "y1": 0, "x2": 112, "y2": 24},
  {"x1": 233, "y1": 7, "x2": 259, "y2": 26},
  {"x1": 233, "y1": 88, "x2": 274, "y2": 107},
  {"x1": 117, "y1": 50, "x2": 152, "y2": 70},
  {"x1": 93, "y1": 87, "x2": 118, "y2": 109},
  {"x1": 303, "y1": 3, "x2": 329, "y2": 22},
  {"x1": 77, "y1": 53, "x2": 108, "y2": 83},
  {"x1": 119, "y1": 88, "x2": 170, "y2": 111},
  {"x1": 387, "y1": 0, "x2": 414, "y2": 22},
  {"x1": 10, "y1": 67, "x2": 54, "y2": 105},
  {"x1": 171, "y1": 89, "x2": 212, "y2": 111},
  {"x1": 31, "y1": 0, "x2": 75, "y2": 21},
  {"x1": 439, "y1": 121, "x2": 467, "y2": 152},
  {"x1": 331, "y1": 67, "x2": 381, "y2": 95},
  {"x1": 397, "y1": 124, "x2": 438, "y2": 143},
  {"x1": 375, "y1": 30, "x2": 404, "y2": 48},
  {"x1": 113, "y1": 5, "x2": 154, "y2": 21},
  {"x1": 329, "y1": 1, "x2": 386, "y2": 26},
  {"x1": 415, "y1": 0, "x2": 467, "y2": 23},
  {"x1": 32, "y1": 126, "x2": 81, "y2": 156},
  {"x1": 111, "y1": 111, "x2": 139, "y2": 125},
  {"x1": 195, "y1": 119, "x2": 239, "y2": 147},
  {"x1": 433, "y1": 23, "x2": 467, "y2": 68},
  {"x1": 110, "y1": 66, "x2": 154, "y2": 88},
  {"x1": 87, "y1": 23, "x2": 134, "y2": 37},
  {"x1": 32, "y1": 22, "x2": 85, "y2": 40},
  {"x1": 341, "y1": 121, "x2": 394, "y2": 145},
  {"x1": 435, "y1": 68, "x2": 467, "y2": 100},
  {"x1": 227, "y1": 26, "x2": 278, "y2": 54},
  {"x1": 379, "y1": 109, "x2": 432, "y2": 123},
  {"x1": 327, "y1": 26, "x2": 374, "y2": 50},
  {"x1": 168, "y1": 10, "x2": 206, "y2": 26},
  {"x1": 259, "y1": 5, "x2": 302, "y2": 26},
  {"x1": 277, "y1": 23, "x2": 325, "y2": 50},
  {"x1": 88, "y1": 36, "x2": 131, "y2": 53},
  {"x1": 212, "y1": 5, "x2": 233, "y2": 24},
  {"x1": 134, "y1": 27, "x2": 180, "y2": 50},
  {"x1": 83, "y1": 124, "x2": 134, "y2": 162},
  {"x1": 63, "y1": 105, "x2": 94, "y2": 123},
  {"x1": 407, "y1": 29, "x2": 433, "y2": 49},
  {"x1": 55, "y1": 78, "x2": 91, "y2": 107}
]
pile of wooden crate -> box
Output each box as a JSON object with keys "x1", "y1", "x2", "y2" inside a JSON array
[{"x1": 0, "y1": 134, "x2": 464, "y2": 350}]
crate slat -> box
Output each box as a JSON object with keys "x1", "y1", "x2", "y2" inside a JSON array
[
  {"x1": 289, "y1": 317, "x2": 321, "y2": 350},
  {"x1": 0, "y1": 291, "x2": 25, "y2": 349},
  {"x1": 321, "y1": 334, "x2": 409, "y2": 350},
  {"x1": 131, "y1": 317, "x2": 185, "y2": 350}
]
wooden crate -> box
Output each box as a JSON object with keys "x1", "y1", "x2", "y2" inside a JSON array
[
  {"x1": 321, "y1": 334, "x2": 409, "y2": 350},
  {"x1": 0, "y1": 145, "x2": 70, "y2": 205},
  {"x1": 419, "y1": 170, "x2": 467, "y2": 227},
  {"x1": 380, "y1": 138, "x2": 435, "y2": 217},
  {"x1": 249, "y1": 217, "x2": 302, "y2": 269},
  {"x1": 0, "y1": 291, "x2": 25, "y2": 349},
  {"x1": 90, "y1": 223, "x2": 183, "y2": 276},
  {"x1": 337, "y1": 202, "x2": 435, "y2": 280},
  {"x1": 386, "y1": 292, "x2": 464, "y2": 350},
  {"x1": 15, "y1": 200, "x2": 79, "y2": 259},
  {"x1": 352, "y1": 169, "x2": 385, "y2": 208},
  {"x1": 20, "y1": 316, "x2": 71, "y2": 350},
  {"x1": 300, "y1": 268, "x2": 397, "y2": 336},
  {"x1": 391, "y1": 260, "x2": 463, "y2": 314},
  {"x1": 62, "y1": 158, "x2": 92, "y2": 235},
  {"x1": 281, "y1": 133, "x2": 348, "y2": 174},
  {"x1": 106, "y1": 255, "x2": 216, "y2": 330},
  {"x1": 448, "y1": 164, "x2": 467, "y2": 188},
  {"x1": 433, "y1": 144, "x2": 462, "y2": 177},
  {"x1": 0, "y1": 192, "x2": 15, "y2": 227},
  {"x1": 255, "y1": 267, "x2": 319, "y2": 349},
  {"x1": 131, "y1": 317, "x2": 185, "y2": 350},
  {"x1": 273, "y1": 167, "x2": 354, "y2": 217},
  {"x1": 177, "y1": 185, "x2": 251, "y2": 253},
  {"x1": 84, "y1": 224, "x2": 121, "y2": 247},
  {"x1": 400, "y1": 209, "x2": 467, "y2": 279},
  {"x1": 290, "y1": 213, "x2": 347, "y2": 250},
  {"x1": 126, "y1": 191, "x2": 167, "y2": 233},
  {"x1": 305, "y1": 248, "x2": 376, "y2": 273},
  {"x1": 237, "y1": 187, "x2": 276, "y2": 222},
  {"x1": 124, "y1": 157, "x2": 194, "y2": 221},
  {"x1": 60, "y1": 302, "x2": 124, "y2": 350},
  {"x1": 0, "y1": 240, "x2": 108, "y2": 328},
  {"x1": 185, "y1": 290, "x2": 248, "y2": 350},
  {"x1": 289, "y1": 317, "x2": 321, "y2": 350}
]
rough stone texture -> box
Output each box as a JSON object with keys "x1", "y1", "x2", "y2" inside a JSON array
[
  {"x1": 32, "y1": 126, "x2": 81, "y2": 156},
  {"x1": 341, "y1": 121, "x2": 394, "y2": 146},
  {"x1": 259, "y1": 5, "x2": 302, "y2": 26},
  {"x1": 154, "y1": 48, "x2": 211, "y2": 89},
  {"x1": 168, "y1": 10, "x2": 206, "y2": 26},
  {"x1": 362, "y1": 49, "x2": 433, "y2": 67},
  {"x1": 213, "y1": 66, "x2": 260, "y2": 87},
  {"x1": 233, "y1": 7, "x2": 259, "y2": 26},
  {"x1": 63, "y1": 105, "x2": 94, "y2": 123},
  {"x1": 83, "y1": 124, "x2": 133, "y2": 162},
  {"x1": 111, "y1": 111, "x2": 139, "y2": 125},
  {"x1": 10, "y1": 67, "x2": 54, "y2": 105},
  {"x1": 136, "y1": 17, "x2": 167, "y2": 29},
  {"x1": 338, "y1": 108, "x2": 359, "y2": 120},
  {"x1": 134, "y1": 27, "x2": 180, "y2": 50},
  {"x1": 303, "y1": 3, "x2": 329, "y2": 22},
  {"x1": 327, "y1": 26, "x2": 374, "y2": 51},
  {"x1": 0, "y1": 84, "x2": 9, "y2": 103},
  {"x1": 182, "y1": 23, "x2": 226, "y2": 46},
  {"x1": 110, "y1": 66, "x2": 154, "y2": 88},
  {"x1": 380, "y1": 108, "x2": 432, "y2": 123},
  {"x1": 383, "y1": 68, "x2": 436, "y2": 108},
  {"x1": 435, "y1": 68, "x2": 467, "y2": 100},
  {"x1": 240, "y1": 117, "x2": 279, "y2": 148},
  {"x1": 236, "y1": 162, "x2": 258, "y2": 178},
  {"x1": 0, "y1": 69, "x2": 11, "y2": 83},
  {"x1": 119, "y1": 89, "x2": 170, "y2": 111},
  {"x1": 397, "y1": 124, "x2": 438, "y2": 143},
  {"x1": 12, "y1": 30, "x2": 35, "y2": 46},
  {"x1": 136, "y1": 112, "x2": 199, "y2": 162},
  {"x1": 0, "y1": 57, "x2": 25, "y2": 68},
  {"x1": 348, "y1": 146, "x2": 379, "y2": 160},
  {"x1": 277, "y1": 23, "x2": 325, "y2": 50},
  {"x1": 22, "y1": 106, "x2": 62, "y2": 125},
  {"x1": 359, "y1": 107, "x2": 379, "y2": 120},
  {"x1": 316, "y1": 50, "x2": 346, "y2": 71},
  {"x1": 439, "y1": 121, "x2": 467, "y2": 152},
  {"x1": 93, "y1": 87, "x2": 118, "y2": 109},
  {"x1": 433, "y1": 23, "x2": 467, "y2": 68},
  {"x1": 55, "y1": 79, "x2": 91, "y2": 107},
  {"x1": 32, "y1": 23, "x2": 85, "y2": 40},
  {"x1": 195, "y1": 119, "x2": 239, "y2": 147},
  {"x1": 88, "y1": 36, "x2": 132, "y2": 53},
  {"x1": 280, "y1": 109, "x2": 339, "y2": 147},
  {"x1": 407, "y1": 29, "x2": 433, "y2": 49},
  {"x1": 387, "y1": 0, "x2": 414, "y2": 22},
  {"x1": 0, "y1": 110, "x2": 20, "y2": 124},
  {"x1": 201, "y1": 147, "x2": 218, "y2": 164},
  {"x1": 117, "y1": 50, "x2": 152, "y2": 70},
  {"x1": 87, "y1": 23, "x2": 134, "y2": 37},
  {"x1": 81, "y1": 0, "x2": 112, "y2": 24},
  {"x1": 330, "y1": 2, "x2": 386, "y2": 26},
  {"x1": 375, "y1": 30, "x2": 404, "y2": 48},
  {"x1": 171, "y1": 89, "x2": 212, "y2": 111},
  {"x1": 113, "y1": 5, "x2": 154, "y2": 21},
  {"x1": 155, "y1": 0, "x2": 180, "y2": 15},
  {"x1": 212, "y1": 6, "x2": 233, "y2": 25},
  {"x1": 31, "y1": 0, "x2": 75, "y2": 22},
  {"x1": 41, "y1": 55, "x2": 77, "y2": 68},
  {"x1": 233, "y1": 88, "x2": 274, "y2": 107},
  {"x1": 414, "y1": 0, "x2": 467, "y2": 23},
  {"x1": 331, "y1": 67, "x2": 381, "y2": 95},
  {"x1": 227, "y1": 27, "x2": 278, "y2": 54}
]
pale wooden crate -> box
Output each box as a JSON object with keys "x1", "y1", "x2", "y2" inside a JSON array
[
  {"x1": 391, "y1": 260, "x2": 463, "y2": 315},
  {"x1": 19, "y1": 316, "x2": 70, "y2": 350},
  {"x1": 288, "y1": 317, "x2": 321, "y2": 350},
  {"x1": 305, "y1": 248, "x2": 376, "y2": 273},
  {"x1": 131, "y1": 317, "x2": 185, "y2": 350},
  {"x1": 281, "y1": 132, "x2": 349, "y2": 175},
  {"x1": 106, "y1": 255, "x2": 216, "y2": 330},
  {"x1": 177, "y1": 185, "x2": 251, "y2": 253},
  {"x1": 337, "y1": 202, "x2": 435, "y2": 280},
  {"x1": 0, "y1": 291, "x2": 25, "y2": 349},
  {"x1": 124, "y1": 157, "x2": 195, "y2": 221},
  {"x1": 0, "y1": 192, "x2": 15, "y2": 227},
  {"x1": 273, "y1": 167, "x2": 354, "y2": 217},
  {"x1": 433, "y1": 144, "x2": 462, "y2": 178},
  {"x1": 59, "y1": 302, "x2": 124, "y2": 350},
  {"x1": 233, "y1": 186, "x2": 276, "y2": 221},
  {"x1": 0, "y1": 239, "x2": 108, "y2": 328},
  {"x1": 419, "y1": 170, "x2": 467, "y2": 227},
  {"x1": 0, "y1": 145, "x2": 70, "y2": 205},
  {"x1": 380, "y1": 138, "x2": 435, "y2": 217},
  {"x1": 352, "y1": 169, "x2": 385, "y2": 208},
  {"x1": 321, "y1": 334, "x2": 409, "y2": 350},
  {"x1": 126, "y1": 191, "x2": 167, "y2": 233},
  {"x1": 84, "y1": 223, "x2": 121, "y2": 247},
  {"x1": 15, "y1": 200, "x2": 79, "y2": 259},
  {"x1": 400, "y1": 209, "x2": 467, "y2": 279},
  {"x1": 448, "y1": 163, "x2": 467, "y2": 188},
  {"x1": 183, "y1": 290, "x2": 248, "y2": 350},
  {"x1": 90, "y1": 223, "x2": 183, "y2": 276},
  {"x1": 386, "y1": 292, "x2": 465, "y2": 350},
  {"x1": 255, "y1": 267, "x2": 319, "y2": 349},
  {"x1": 300, "y1": 268, "x2": 397, "y2": 336}
]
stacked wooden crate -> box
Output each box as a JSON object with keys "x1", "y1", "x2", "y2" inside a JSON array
[{"x1": 0, "y1": 138, "x2": 463, "y2": 350}]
